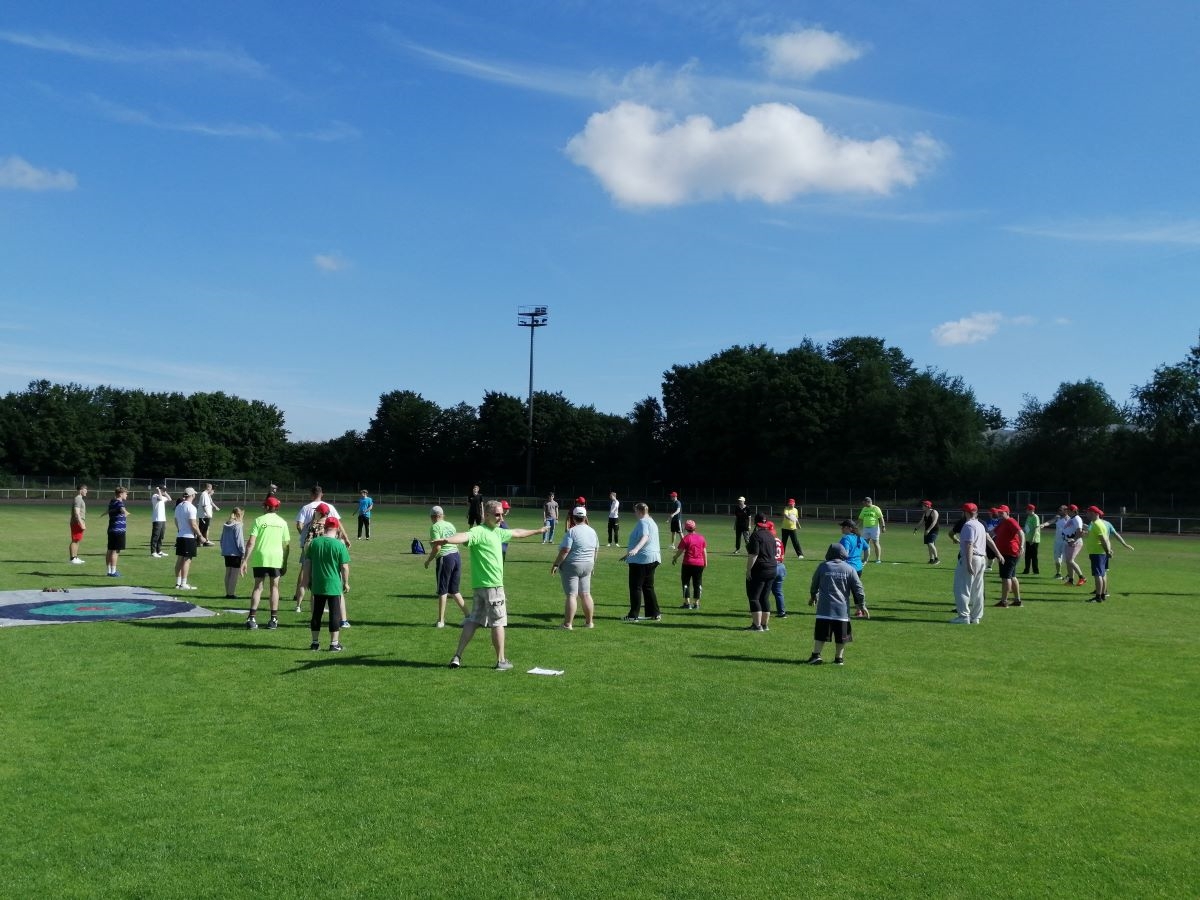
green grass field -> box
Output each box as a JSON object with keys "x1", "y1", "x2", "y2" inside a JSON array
[{"x1": 1, "y1": 503, "x2": 1196, "y2": 898}]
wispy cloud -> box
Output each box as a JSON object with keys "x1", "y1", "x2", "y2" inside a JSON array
[
  {"x1": 1007, "y1": 217, "x2": 1200, "y2": 246},
  {"x1": 566, "y1": 101, "x2": 943, "y2": 208},
  {"x1": 384, "y1": 32, "x2": 934, "y2": 121},
  {"x1": 0, "y1": 155, "x2": 77, "y2": 191},
  {"x1": 85, "y1": 94, "x2": 357, "y2": 143},
  {"x1": 313, "y1": 252, "x2": 350, "y2": 273},
  {"x1": 746, "y1": 28, "x2": 866, "y2": 80},
  {"x1": 0, "y1": 29, "x2": 269, "y2": 77},
  {"x1": 932, "y1": 312, "x2": 1038, "y2": 347}
]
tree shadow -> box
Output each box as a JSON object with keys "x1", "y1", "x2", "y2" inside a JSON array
[
  {"x1": 691, "y1": 653, "x2": 808, "y2": 666},
  {"x1": 281, "y1": 654, "x2": 446, "y2": 674},
  {"x1": 179, "y1": 640, "x2": 281, "y2": 651}
]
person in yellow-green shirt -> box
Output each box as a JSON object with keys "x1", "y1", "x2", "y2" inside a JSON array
[
  {"x1": 1083, "y1": 505, "x2": 1116, "y2": 602},
  {"x1": 857, "y1": 497, "x2": 886, "y2": 564},
  {"x1": 1021, "y1": 504, "x2": 1042, "y2": 575},
  {"x1": 780, "y1": 498, "x2": 804, "y2": 559}
]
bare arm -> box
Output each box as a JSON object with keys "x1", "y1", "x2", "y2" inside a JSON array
[{"x1": 508, "y1": 526, "x2": 549, "y2": 539}]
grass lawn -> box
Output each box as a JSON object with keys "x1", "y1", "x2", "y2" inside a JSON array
[{"x1": 0, "y1": 502, "x2": 1197, "y2": 898}]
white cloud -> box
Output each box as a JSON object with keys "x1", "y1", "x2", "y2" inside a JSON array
[
  {"x1": 565, "y1": 101, "x2": 942, "y2": 207},
  {"x1": 932, "y1": 313, "x2": 1003, "y2": 346},
  {"x1": 749, "y1": 28, "x2": 865, "y2": 80},
  {"x1": 1007, "y1": 217, "x2": 1200, "y2": 246},
  {"x1": 0, "y1": 29, "x2": 268, "y2": 77},
  {"x1": 0, "y1": 155, "x2": 77, "y2": 191},
  {"x1": 314, "y1": 253, "x2": 349, "y2": 273},
  {"x1": 1054, "y1": 316, "x2": 1072, "y2": 326}
]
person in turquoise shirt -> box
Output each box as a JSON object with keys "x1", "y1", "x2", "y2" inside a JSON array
[{"x1": 356, "y1": 490, "x2": 374, "y2": 540}]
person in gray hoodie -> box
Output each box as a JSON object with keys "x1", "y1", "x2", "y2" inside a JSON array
[{"x1": 806, "y1": 543, "x2": 866, "y2": 666}]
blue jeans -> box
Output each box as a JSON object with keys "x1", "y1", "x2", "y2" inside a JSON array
[
  {"x1": 772, "y1": 563, "x2": 787, "y2": 614},
  {"x1": 543, "y1": 518, "x2": 556, "y2": 543}
]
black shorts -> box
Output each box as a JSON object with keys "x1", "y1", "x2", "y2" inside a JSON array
[
  {"x1": 814, "y1": 618, "x2": 853, "y2": 644},
  {"x1": 998, "y1": 555, "x2": 1019, "y2": 579},
  {"x1": 107, "y1": 532, "x2": 127, "y2": 552},
  {"x1": 435, "y1": 553, "x2": 462, "y2": 596},
  {"x1": 224, "y1": 555, "x2": 243, "y2": 569},
  {"x1": 670, "y1": 517, "x2": 682, "y2": 534},
  {"x1": 923, "y1": 528, "x2": 939, "y2": 545},
  {"x1": 175, "y1": 537, "x2": 198, "y2": 558},
  {"x1": 253, "y1": 566, "x2": 282, "y2": 579}
]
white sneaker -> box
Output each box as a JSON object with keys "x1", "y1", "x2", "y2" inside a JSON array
[
  {"x1": 70, "y1": 557, "x2": 85, "y2": 564},
  {"x1": 179, "y1": 583, "x2": 197, "y2": 591},
  {"x1": 949, "y1": 615, "x2": 971, "y2": 624}
]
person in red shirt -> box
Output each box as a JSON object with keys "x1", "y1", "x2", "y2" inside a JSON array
[{"x1": 991, "y1": 505, "x2": 1025, "y2": 608}]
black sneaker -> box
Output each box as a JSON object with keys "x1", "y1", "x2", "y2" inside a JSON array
[
  {"x1": 777, "y1": 612, "x2": 788, "y2": 618},
  {"x1": 245, "y1": 617, "x2": 258, "y2": 630},
  {"x1": 620, "y1": 615, "x2": 639, "y2": 622},
  {"x1": 329, "y1": 643, "x2": 344, "y2": 652},
  {"x1": 807, "y1": 655, "x2": 824, "y2": 666},
  {"x1": 833, "y1": 657, "x2": 844, "y2": 666},
  {"x1": 309, "y1": 641, "x2": 320, "y2": 651},
  {"x1": 267, "y1": 617, "x2": 279, "y2": 630}
]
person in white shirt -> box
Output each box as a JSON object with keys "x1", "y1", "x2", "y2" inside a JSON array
[
  {"x1": 607, "y1": 491, "x2": 620, "y2": 546},
  {"x1": 292, "y1": 485, "x2": 348, "y2": 614},
  {"x1": 149, "y1": 485, "x2": 171, "y2": 557},
  {"x1": 173, "y1": 487, "x2": 201, "y2": 590},
  {"x1": 1062, "y1": 504, "x2": 1086, "y2": 586},
  {"x1": 950, "y1": 502, "x2": 1000, "y2": 624},
  {"x1": 197, "y1": 484, "x2": 220, "y2": 546}
]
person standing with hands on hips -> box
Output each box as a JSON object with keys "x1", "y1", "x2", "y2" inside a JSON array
[{"x1": 857, "y1": 496, "x2": 886, "y2": 564}]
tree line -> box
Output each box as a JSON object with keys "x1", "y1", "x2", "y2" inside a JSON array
[{"x1": 2, "y1": 334, "x2": 1198, "y2": 501}]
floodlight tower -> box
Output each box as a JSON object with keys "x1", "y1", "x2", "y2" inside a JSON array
[{"x1": 517, "y1": 305, "x2": 549, "y2": 491}]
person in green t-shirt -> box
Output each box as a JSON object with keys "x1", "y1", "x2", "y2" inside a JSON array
[
  {"x1": 303, "y1": 517, "x2": 351, "y2": 651},
  {"x1": 857, "y1": 497, "x2": 886, "y2": 564},
  {"x1": 433, "y1": 499, "x2": 547, "y2": 671},
  {"x1": 424, "y1": 505, "x2": 467, "y2": 628}
]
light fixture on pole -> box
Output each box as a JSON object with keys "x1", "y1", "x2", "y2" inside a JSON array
[{"x1": 517, "y1": 305, "x2": 549, "y2": 492}]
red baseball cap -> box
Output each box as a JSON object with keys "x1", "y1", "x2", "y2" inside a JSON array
[
  {"x1": 1068, "y1": 504, "x2": 1079, "y2": 512},
  {"x1": 576, "y1": 496, "x2": 586, "y2": 504},
  {"x1": 996, "y1": 504, "x2": 1011, "y2": 514},
  {"x1": 1087, "y1": 505, "x2": 1104, "y2": 516},
  {"x1": 1026, "y1": 503, "x2": 1037, "y2": 511},
  {"x1": 669, "y1": 491, "x2": 678, "y2": 497},
  {"x1": 787, "y1": 498, "x2": 796, "y2": 505},
  {"x1": 323, "y1": 516, "x2": 340, "y2": 530},
  {"x1": 501, "y1": 500, "x2": 510, "y2": 510},
  {"x1": 316, "y1": 503, "x2": 330, "y2": 515},
  {"x1": 921, "y1": 500, "x2": 932, "y2": 507},
  {"x1": 263, "y1": 496, "x2": 280, "y2": 509},
  {"x1": 962, "y1": 502, "x2": 978, "y2": 512}
]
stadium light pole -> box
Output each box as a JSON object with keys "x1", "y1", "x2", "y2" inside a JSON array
[{"x1": 517, "y1": 306, "x2": 549, "y2": 492}]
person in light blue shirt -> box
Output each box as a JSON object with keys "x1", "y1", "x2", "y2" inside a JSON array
[
  {"x1": 619, "y1": 502, "x2": 661, "y2": 621},
  {"x1": 356, "y1": 490, "x2": 374, "y2": 540}
]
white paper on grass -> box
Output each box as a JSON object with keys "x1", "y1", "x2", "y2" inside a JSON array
[{"x1": 527, "y1": 667, "x2": 564, "y2": 676}]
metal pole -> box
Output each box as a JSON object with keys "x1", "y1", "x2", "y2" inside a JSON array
[{"x1": 526, "y1": 323, "x2": 535, "y2": 490}]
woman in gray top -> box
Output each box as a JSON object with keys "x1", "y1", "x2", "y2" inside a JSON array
[{"x1": 552, "y1": 507, "x2": 599, "y2": 629}]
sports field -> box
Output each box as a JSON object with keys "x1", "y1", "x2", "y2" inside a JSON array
[{"x1": 0, "y1": 503, "x2": 1196, "y2": 898}]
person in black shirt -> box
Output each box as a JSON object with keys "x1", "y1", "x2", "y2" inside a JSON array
[{"x1": 466, "y1": 485, "x2": 485, "y2": 528}]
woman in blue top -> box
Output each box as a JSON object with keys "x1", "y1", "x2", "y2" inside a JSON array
[
  {"x1": 619, "y1": 502, "x2": 661, "y2": 621},
  {"x1": 838, "y1": 519, "x2": 871, "y2": 619}
]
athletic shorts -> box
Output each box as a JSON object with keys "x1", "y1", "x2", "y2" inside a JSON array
[
  {"x1": 224, "y1": 555, "x2": 243, "y2": 569},
  {"x1": 107, "y1": 532, "x2": 127, "y2": 552},
  {"x1": 923, "y1": 528, "x2": 939, "y2": 545},
  {"x1": 998, "y1": 555, "x2": 1019, "y2": 579},
  {"x1": 175, "y1": 537, "x2": 198, "y2": 558},
  {"x1": 253, "y1": 566, "x2": 282, "y2": 579},
  {"x1": 435, "y1": 553, "x2": 462, "y2": 596},
  {"x1": 71, "y1": 525, "x2": 85, "y2": 543},
  {"x1": 814, "y1": 618, "x2": 853, "y2": 644},
  {"x1": 670, "y1": 517, "x2": 682, "y2": 534},
  {"x1": 862, "y1": 526, "x2": 881, "y2": 541},
  {"x1": 559, "y1": 561, "x2": 593, "y2": 596},
  {"x1": 1089, "y1": 554, "x2": 1109, "y2": 577},
  {"x1": 469, "y1": 586, "x2": 507, "y2": 628}
]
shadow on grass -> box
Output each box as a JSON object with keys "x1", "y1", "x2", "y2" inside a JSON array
[
  {"x1": 127, "y1": 619, "x2": 230, "y2": 630},
  {"x1": 691, "y1": 653, "x2": 807, "y2": 666},
  {"x1": 280, "y1": 653, "x2": 445, "y2": 674},
  {"x1": 179, "y1": 640, "x2": 281, "y2": 651}
]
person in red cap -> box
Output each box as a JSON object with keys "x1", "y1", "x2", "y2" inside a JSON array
[
  {"x1": 1021, "y1": 504, "x2": 1041, "y2": 575},
  {"x1": 671, "y1": 519, "x2": 708, "y2": 609},
  {"x1": 743, "y1": 513, "x2": 777, "y2": 631},
  {"x1": 991, "y1": 506, "x2": 1025, "y2": 608},
  {"x1": 667, "y1": 491, "x2": 683, "y2": 549},
  {"x1": 950, "y1": 503, "x2": 1000, "y2": 624},
  {"x1": 241, "y1": 495, "x2": 292, "y2": 630},
  {"x1": 293, "y1": 485, "x2": 345, "y2": 614},
  {"x1": 1083, "y1": 506, "x2": 1115, "y2": 601},
  {"x1": 1062, "y1": 504, "x2": 1087, "y2": 586},
  {"x1": 915, "y1": 500, "x2": 940, "y2": 564},
  {"x1": 781, "y1": 498, "x2": 804, "y2": 559},
  {"x1": 302, "y1": 515, "x2": 350, "y2": 651}
]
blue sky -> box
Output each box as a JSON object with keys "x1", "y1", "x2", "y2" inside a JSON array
[{"x1": 2, "y1": 1, "x2": 1197, "y2": 440}]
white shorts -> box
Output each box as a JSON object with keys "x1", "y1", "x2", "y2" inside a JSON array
[{"x1": 862, "y1": 526, "x2": 881, "y2": 541}]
